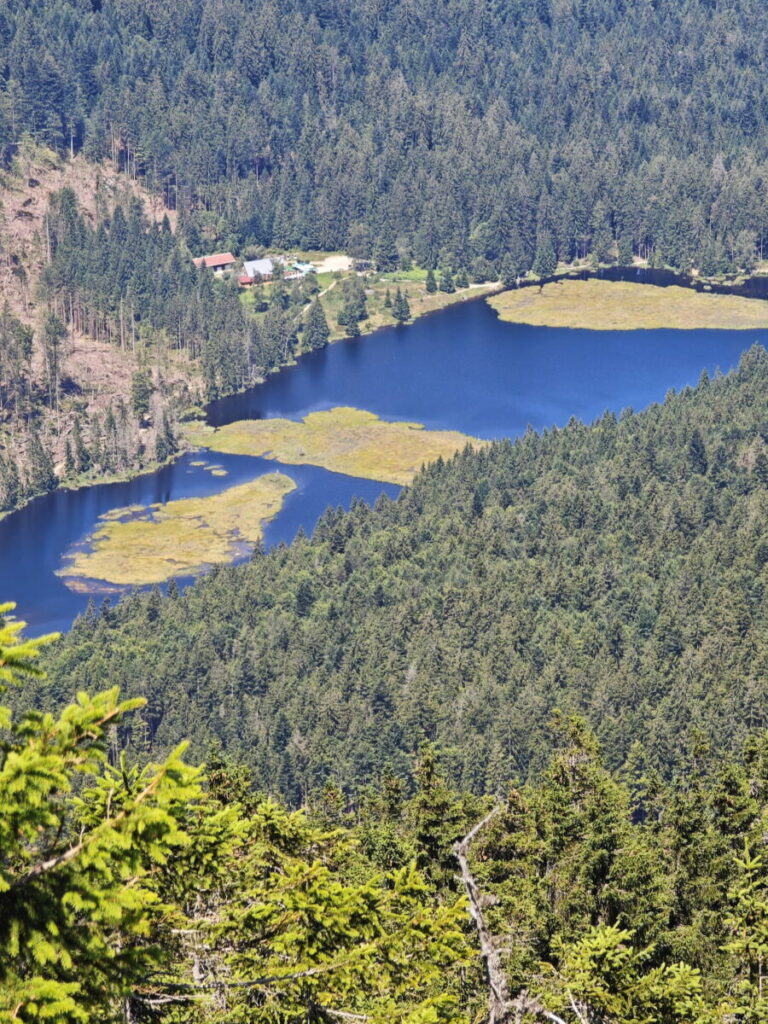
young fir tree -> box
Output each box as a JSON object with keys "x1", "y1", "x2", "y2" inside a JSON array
[
  {"x1": 439, "y1": 268, "x2": 455, "y2": 293},
  {"x1": 392, "y1": 287, "x2": 411, "y2": 322},
  {"x1": 337, "y1": 278, "x2": 368, "y2": 336},
  {"x1": 455, "y1": 267, "x2": 469, "y2": 288},
  {"x1": 425, "y1": 268, "x2": 437, "y2": 293},
  {"x1": 304, "y1": 299, "x2": 330, "y2": 350}
]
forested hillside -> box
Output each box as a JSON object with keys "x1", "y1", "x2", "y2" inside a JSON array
[
  {"x1": 31, "y1": 344, "x2": 768, "y2": 800},
  {"x1": 0, "y1": 150, "x2": 308, "y2": 517},
  {"x1": 10, "y1": 609, "x2": 768, "y2": 1023},
  {"x1": 3, "y1": 0, "x2": 768, "y2": 272}
]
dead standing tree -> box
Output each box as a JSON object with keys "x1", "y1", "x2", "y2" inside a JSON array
[{"x1": 454, "y1": 808, "x2": 569, "y2": 1024}]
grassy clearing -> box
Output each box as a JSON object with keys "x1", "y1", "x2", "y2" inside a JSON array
[
  {"x1": 186, "y1": 406, "x2": 488, "y2": 485},
  {"x1": 58, "y1": 473, "x2": 295, "y2": 586},
  {"x1": 488, "y1": 278, "x2": 768, "y2": 330}
]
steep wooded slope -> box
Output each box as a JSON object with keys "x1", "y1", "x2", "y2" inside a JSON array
[
  {"x1": 3, "y1": 0, "x2": 768, "y2": 270},
  {"x1": 34, "y1": 345, "x2": 768, "y2": 800}
]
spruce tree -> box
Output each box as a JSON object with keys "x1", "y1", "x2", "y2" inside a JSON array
[
  {"x1": 72, "y1": 417, "x2": 90, "y2": 474},
  {"x1": 425, "y1": 268, "x2": 437, "y2": 293},
  {"x1": 533, "y1": 234, "x2": 557, "y2": 277},
  {"x1": 374, "y1": 223, "x2": 400, "y2": 271},
  {"x1": 500, "y1": 253, "x2": 517, "y2": 289},
  {"x1": 618, "y1": 233, "x2": 634, "y2": 266},
  {"x1": 393, "y1": 287, "x2": 411, "y2": 322},
  {"x1": 27, "y1": 430, "x2": 55, "y2": 495},
  {"x1": 64, "y1": 439, "x2": 74, "y2": 477},
  {"x1": 689, "y1": 429, "x2": 708, "y2": 475},
  {"x1": 304, "y1": 299, "x2": 330, "y2": 351},
  {"x1": 439, "y1": 268, "x2": 455, "y2": 293},
  {"x1": 131, "y1": 369, "x2": 153, "y2": 419},
  {"x1": 2, "y1": 457, "x2": 20, "y2": 510}
]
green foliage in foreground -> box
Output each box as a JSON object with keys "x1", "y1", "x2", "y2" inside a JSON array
[
  {"x1": 9, "y1": 606, "x2": 768, "y2": 1022},
  {"x1": 35, "y1": 345, "x2": 768, "y2": 800},
  {"x1": 0, "y1": 604, "x2": 471, "y2": 1023},
  {"x1": 0, "y1": 603, "x2": 198, "y2": 1021}
]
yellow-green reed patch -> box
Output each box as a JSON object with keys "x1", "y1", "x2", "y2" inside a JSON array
[
  {"x1": 98, "y1": 504, "x2": 145, "y2": 522},
  {"x1": 488, "y1": 278, "x2": 768, "y2": 330},
  {"x1": 186, "y1": 406, "x2": 488, "y2": 485},
  {"x1": 58, "y1": 473, "x2": 296, "y2": 587}
]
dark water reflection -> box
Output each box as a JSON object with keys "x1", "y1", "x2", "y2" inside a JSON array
[{"x1": 2, "y1": 297, "x2": 766, "y2": 633}]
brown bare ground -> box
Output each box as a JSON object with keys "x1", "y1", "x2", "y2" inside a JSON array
[{"x1": 0, "y1": 144, "x2": 194, "y2": 469}]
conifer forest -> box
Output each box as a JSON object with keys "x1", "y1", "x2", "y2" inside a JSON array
[{"x1": 7, "y1": 1, "x2": 768, "y2": 1022}]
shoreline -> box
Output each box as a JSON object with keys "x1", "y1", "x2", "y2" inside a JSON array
[
  {"x1": 6, "y1": 267, "x2": 767, "y2": 524},
  {"x1": 0, "y1": 282, "x2": 497, "y2": 524},
  {"x1": 488, "y1": 276, "x2": 768, "y2": 332}
]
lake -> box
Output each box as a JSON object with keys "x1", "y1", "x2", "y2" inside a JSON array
[{"x1": 3, "y1": 296, "x2": 766, "y2": 634}]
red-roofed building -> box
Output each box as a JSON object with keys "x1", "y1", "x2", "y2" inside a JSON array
[{"x1": 193, "y1": 252, "x2": 236, "y2": 274}]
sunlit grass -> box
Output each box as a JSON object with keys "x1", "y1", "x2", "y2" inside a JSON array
[
  {"x1": 488, "y1": 278, "x2": 768, "y2": 330},
  {"x1": 186, "y1": 406, "x2": 488, "y2": 485},
  {"x1": 58, "y1": 474, "x2": 296, "y2": 586}
]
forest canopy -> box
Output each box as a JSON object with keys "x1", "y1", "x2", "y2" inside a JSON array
[{"x1": 3, "y1": 0, "x2": 768, "y2": 272}]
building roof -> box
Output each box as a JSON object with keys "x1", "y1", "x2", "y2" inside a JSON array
[
  {"x1": 193, "y1": 252, "x2": 236, "y2": 269},
  {"x1": 243, "y1": 257, "x2": 274, "y2": 277}
]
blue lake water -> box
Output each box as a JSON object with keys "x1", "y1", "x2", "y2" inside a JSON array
[{"x1": 2, "y1": 296, "x2": 766, "y2": 634}]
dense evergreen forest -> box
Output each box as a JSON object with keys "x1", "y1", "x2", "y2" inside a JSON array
[
  {"x1": 0, "y1": 178, "x2": 321, "y2": 516},
  {"x1": 27, "y1": 345, "x2": 768, "y2": 802},
  {"x1": 10, "y1": 607, "x2": 768, "y2": 1023},
  {"x1": 3, "y1": 0, "x2": 768, "y2": 273},
  {"x1": 12, "y1": 0, "x2": 768, "y2": 1017}
]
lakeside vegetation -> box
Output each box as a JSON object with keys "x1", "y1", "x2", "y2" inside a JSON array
[
  {"x1": 186, "y1": 407, "x2": 488, "y2": 485},
  {"x1": 13, "y1": 0, "x2": 768, "y2": 1018},
  {"x1": 57, "y1": 474, "x2": 295, "y2": 586},
  {"x1": 316, "y1": 271, "x2": 499, "y2": 343},
  {"x1": 489, "y1": 278, "x2": 768, "y2": 331}
]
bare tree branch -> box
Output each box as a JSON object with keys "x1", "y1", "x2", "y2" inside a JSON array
[
  {"x1": 455, "y1": 810, "x2": 574, "y2": 1024},
  {"x1": 454, "y1": 805, "x2": 510, "y2": 1024}
]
